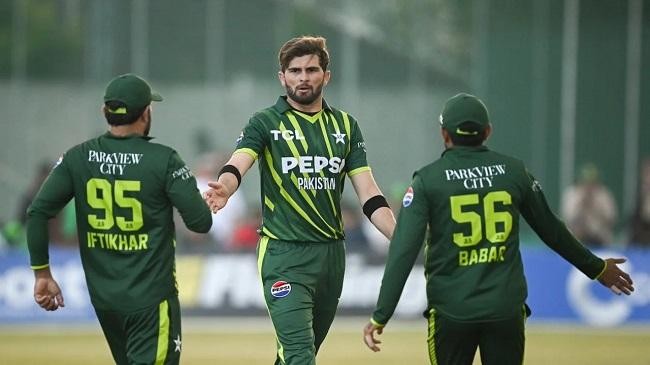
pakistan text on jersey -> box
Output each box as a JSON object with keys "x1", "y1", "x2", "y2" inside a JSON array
[
  {"x1": 297, "y1": 176, "x2": 336, "y2": 190},
  {"x1": 458, "y1": 244, "x2": 506, "y2": 267},
  {"x1": 88, "y1": 150, "x2": 144, "y2": 176},
  {"x1": 445, "y1": 164, "x2": 507, "y2": 190},
  {"x1": 87, "y1": 231, "x2": 148, "y2": 251}
]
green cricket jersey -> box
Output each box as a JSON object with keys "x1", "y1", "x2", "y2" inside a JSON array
[
  {"x1": 27, "y1": 132, "x2": 212, "y2": 312},
  {"x1": 372, "y1": 145, "x2": 605, "y2": 324},
  {"x1": 235, "y1": 96, "x2": 369, "y2": 242}
]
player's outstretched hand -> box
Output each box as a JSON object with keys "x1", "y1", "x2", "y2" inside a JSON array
[
  {"x1": 597, "y1": 258, "x2": 634, "y2": 295},
  {"x1": 33, "y1": 268, "x2": 65, "y2": 311},
  {"x1": 203, "y1": 181, "x2": 231, "y2": 213},
  {"x1": 363, "y1": 321, "x2": 384, "y2": 352}
]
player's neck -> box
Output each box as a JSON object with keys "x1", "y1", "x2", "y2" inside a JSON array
[
  {"x1": 109, "y1": 122, "x2": 145, "y2": 137},
  {"x1": 286, "y1": 95, "x2": 323, "y2": 113}
]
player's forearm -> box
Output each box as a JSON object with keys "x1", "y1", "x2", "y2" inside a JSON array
[
  {"x1": 527, "y1": 205, "x2": 604, "y2": 278},
  {"x1": 370, "y1": 207, "x2": 396, "y2": 240},
  {"x1": 26, "y1": 211, "x2": 51, "y2": 269},
  {"x1": 218, "y1": 152, "x2": 255, "y2": 197},
  {"x1": 349, "y1": 170, "x2": 394, "y2": 239},
  {"x1": 180, "y1": 193, "x2": 213, "y2": 233},
  {"x1": 524, "y1": 187, "x2": 605, "y2": 278},
  {"x1": 372, "y1": 211, "x2": 427, "y2": 325},
  {"x1": 217, "y1": 172, "x2": 240, "y2": 198},
  {"x1": 372, "y1": 241, "x2": 420, "y2": 325},
  {"x1": 542, "y1": 220, "x2": 605, "y2": 279}
]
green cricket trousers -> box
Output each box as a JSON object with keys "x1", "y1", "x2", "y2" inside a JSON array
[
  {"x1": 426, "y1": 305, "x2": 530, "y2": 365},
  {"x1": 95, "y1": 295, "x2": 182, "y2": 365},
  {"x1": 257, "y1": 236, "x2": 346, "y2": 365}
]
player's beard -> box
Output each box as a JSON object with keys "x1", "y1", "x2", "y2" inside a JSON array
[{"x1": 286, "y1": 81, "x2": 324, "y2": 106}]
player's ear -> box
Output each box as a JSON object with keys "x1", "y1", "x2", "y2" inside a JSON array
[
  {"x1": 323, "y1": 70, "x2": 331, "y2": 85},
  {"x1": 137, "y1": 105, "x2": 151, "y2": 122},
  {"x1": 145, "y1": 105, "x2": 152, "y2": 120},
  {"x1": 484, "y1": 124, "x2": 492, "y2": 141},
  {"x1": 278, "y1": 71, "x2": 286, "y2": 87},
  {"x1": 441, "y1": 128, "x2": 452, "y2": 145}
]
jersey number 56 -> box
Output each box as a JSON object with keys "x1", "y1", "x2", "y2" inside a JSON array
[{"x1": 450, "y1": 191, "x2": 513, "y2": 247}]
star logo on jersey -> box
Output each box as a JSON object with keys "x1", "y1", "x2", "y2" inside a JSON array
[
  {"x1": 174, "y1": 334, "x2": 182, "y2": 352},
  {"x1": 331, "y1": 132, "x2": 346, "y2": 144}
]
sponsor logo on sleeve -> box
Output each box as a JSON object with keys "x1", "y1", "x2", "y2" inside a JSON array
[
  {"x1": 53, "y1": 155, "x2": 63, "y2": 169},
  {"x1": 403, "y1": 186, "x2": 414, "y2": 207},
  {"x1": 236, "y1": 131, "x2": 244, "y2": 145},
  {"x1": 357, "y1": 141, "x2": 366, "y2": 153},
  {"x1": 271, "y1": 280, "x2": 292, "y2": 298},
  {"x1": 171, "y1": 165, "x2": 193, "y2": 180}
]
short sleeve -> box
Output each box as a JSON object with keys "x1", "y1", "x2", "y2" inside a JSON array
[
  {"x1": 344, "y1": 114, "x2": 369, "y2": 175},
  {"x1": 234, "y1": 115, "x2": 268, "y2": 160}
]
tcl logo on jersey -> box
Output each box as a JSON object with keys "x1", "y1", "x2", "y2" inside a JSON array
[
  {"x1": 271, "y1": 281, "x2": 292, "y2": 298},
  {"x1": 281, "y1": 156, "x2": 345, "y2": 174},
  {"x1": 271, "y1": 129, "x2": 305, "y2": 141}
]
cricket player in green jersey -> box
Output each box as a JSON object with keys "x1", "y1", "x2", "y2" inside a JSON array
[
  {"x1": 363, "y1": 93, "x2": 635, "y2": 365},
  {"x1": 204, "y1": 36, "x2": 396, "y2": 365},
  {"x1": 26, "y1": 74, "x2": 212, "y2": 365}
]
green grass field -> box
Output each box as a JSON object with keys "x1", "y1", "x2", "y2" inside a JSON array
[{"x1": 1, "y1": 319, "x2": 648, "y2": 365}]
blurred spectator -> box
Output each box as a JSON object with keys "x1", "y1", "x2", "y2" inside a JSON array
[
  {"x1": 189, "y1": 152, "x2": 248, "y2": 251},
  {"x1": 561, "y1": 163, "x2": 618, "y2": 248},
  {"x1": 0, "y1": 221, "x2": 9, "y2": 252},
  {"x1": 341, "y1": 199, "x2": 369, "y2": 253},
  {"x1": 1, "y1": 219, "x2": 25, "y2": 250},
  {"x1": 230, "y1": 207, "x2": 262, "y2": 252},
  {"x1": 630, "y1": 158, "x2": 650, "y2": 246},
  {"x1": 16, "y1": 161, "x2": 52, "y2": 224},
  {"x1": 10, "y1": 161, "x2": 77, "y2": 249}
]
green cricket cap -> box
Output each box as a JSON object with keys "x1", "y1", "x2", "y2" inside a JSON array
[
  {"x1": 439, "y1": 93, "x2": 489, "y2": 136},
  {"x1": 103, "y1": 74, "x2": 162, "y2": 114}
]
